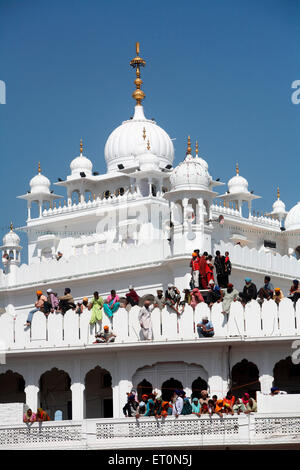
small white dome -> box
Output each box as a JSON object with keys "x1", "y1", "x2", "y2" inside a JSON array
[
  {"x1": 104, "y1": 106, "x2": 174, "y2": 172},
  {"x1": 170, "y1": 154, "x2": 212, "y2": 190},
  {"x1": 272, "y1": 198, "x2": 286, "y2": 214},
  {"x1": 70, "y1": 153, "x2": 93, "y2": 177},
  {"x1": 285, "y1": 201, "x2": 300, "y2": 231},
  {"x1": 228, "y1": 171, "x2": 249, "y2": 194},
  {"x1": 138, "y1": 150, "x2": 160, "y2": 171},
  {"x1": 2, "y1": 228, "x2": 20, "y2": 247},
  {"x1": 30, "y1": 171, "x2": 51, "y2": 194}
]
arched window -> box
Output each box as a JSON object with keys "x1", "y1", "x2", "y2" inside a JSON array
[
  {"x1": 39, "y1": 368, "x2": 72, "y2": 420},
  {"x1": 161, "y1": 378, "x2": 183, "y2": 402},
  {"x1": 191, "y1": 377, "x2": 208, "y2": 399},
  {"x1": 85, "y1": 366, "x2": 113, "y2": 419},
  {"x1": 137, "y1": 379, "x2": 153, "y2": 400},
  {"x1": 231, "y1": 359, "x2": 260, "y2": 398},
  {"x1": 273, "y1": 357, "x2": 300, "y2": 393},
  {"x1": 0, "y1": 370, "x2": 26, "y2": 403}
]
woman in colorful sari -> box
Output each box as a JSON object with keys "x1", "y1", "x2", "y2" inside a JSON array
[
  {"x1": 103, "y1": 290, "x2": 120, "y2": 319},
  {"x1": 89, "y1": 291, "x2": 104, "y2": 325},
  {"x1": 36, "y1": 408, "x2": 50, "y2": 422},
  {"x1": 23, "y1": 408, "x2": 36, "y2": 424}
]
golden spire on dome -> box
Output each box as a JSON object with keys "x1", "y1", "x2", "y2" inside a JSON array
[
  {"x1": 277, "y1": 187, "x2": 280, "y2": 200},
  {"x1": 195, "y1": 140, "x2": 199, "y2": 156},
  {"x1": 186, "y1": 136, "x2": 192, "y2": 155},
  {"x1": 38, "y1": 162, "x2": 41, "y2": 173},
  {"x1": 130, "y1": 42, "x2": 146, "y2": 106},
  {"x1": 147, "y1": 139, "x2": 150, "y2": 151},
  {"x1": 143, "y1": 127, "x2": 146, "y2": 140},
  {"x1": 236, "y1": 163, "x2": 239, "y2": 175},
  {"x1": 80, "y1": 138, "x2": 83, "y2": 155},
  {"x1": 10, "y1": 221, "x2": 13, "y2": 231}
]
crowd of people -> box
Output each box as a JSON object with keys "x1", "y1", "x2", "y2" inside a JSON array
[
  {"x1": 24, "y1": 250, "x2": 300, "y2": 340},
  {"x1": 123, "y1": 388, "x2": 258, "y2": 419}
]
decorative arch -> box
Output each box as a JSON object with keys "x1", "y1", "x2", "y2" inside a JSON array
[
  {"x1": 39, "y1": 368, "x2": 72, "y2": 420},
  {"x1": 273, "y1": 356, "x2": 300, "y2": 393},
  {"x1": 84, "y1": 366, "x2": 113, "y2": 418},
  {"x1": 231, "y1": 359, "x2": 260, "y2": 398},
  {"x1": 0, "y1": 370, "x2": 26, "y2": 404},
  {"x1": 132, "y1": 361, "x2": 208, "y2": 399}
]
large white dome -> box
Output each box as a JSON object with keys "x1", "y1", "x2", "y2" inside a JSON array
[
  {"x1": 170, "y1": 154, "x2": 212, "y2": 190},
  {"x1": 285, "y1": 201, "x2": 300, "y2": 231},
  {"x1": 104, "y1": 105, "x2": 174, "y2": 173}
]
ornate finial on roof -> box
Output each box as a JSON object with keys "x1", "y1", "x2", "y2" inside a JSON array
[
  {"x1": 147, "y1": 139, "x2": 150, "y2": 151},
  {"x1": 277, "y1": 187, "x2": 280, "y2": 200},
  {"x1": 195, "y1": 140, "x2": 198, "y2": 156},
  {"x1": 143, "y1": 127, "x2": 146, "y2": 140},
  {"x1": 186, "y1": 136, "x2": 192, "y2": 155},
  {"x1": 236, "y1": 163, "x2": 239, "y2": 175},
  {"x1": 130, "y1": 42, "x2": 146, "y2": 106},
  {"x1": 38, "y1": 162, "x2": 41, "y2": 173},
  {"x1": 10, "y1": 221, "x2": 13, "y2": 231},
  {"x1": 80, "y1": 138, "x2": 83, "y2": 155}
]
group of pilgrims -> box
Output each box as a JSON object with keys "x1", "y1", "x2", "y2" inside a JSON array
[
  {"x1": 24, "y1": 249, "x2": 300, "y2": 342},
  {"x1": 123, "y1": 388, "x2": 257, "y2": 419}
]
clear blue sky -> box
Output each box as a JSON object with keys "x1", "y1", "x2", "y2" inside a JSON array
[{"x1": 0, "y1": 0, "x2": 299, "y2": 254}]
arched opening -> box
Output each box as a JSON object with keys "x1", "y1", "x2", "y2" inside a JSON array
[
  {"x1": 231, "y1": 359, "x2": 260, "y2": 399},
  {"x1": 0, "y1": 370, "x2": 25, "y2": 404},
  {"x1": 137, "y1": 379, "x2": 153, "y2": 400},
  {"x1": 104, "y1": 190, "x2": 111, "y2": 199},
  {"x1": 39, "y1": 368, "x2": 72, "y2": 420},
  {"x1": 151, "y1": 184, "x2": 157, "y2": 197},
  {"x1": 71, "y1": 190, "x2": 80, "y2": 205},
  {"x1": 41, "y1": 247, "x2": 53, "y2": 261},
  {"x1": 161, "y1": 378, "x2": 183, "y2": 401},
  {"x1": 85, "y1": 366, "x2": 113, "y2": 418},
  {"x1": 84, "y1": 189, "x2": 93, "y2": 203},
  {"x1": 191, "y1": 377, "x2": 208, "y2": 399},
  {"x1": 273, "y1": 357, "x2": 300, "y2": 393}
]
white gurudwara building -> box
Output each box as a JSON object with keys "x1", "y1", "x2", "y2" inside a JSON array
[{"x1": 1, "y1": 43, "x2": 300, "y2": 450}]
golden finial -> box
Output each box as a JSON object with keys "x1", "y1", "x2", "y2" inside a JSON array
[
  {"x1": 130, "y1": 42, "x2": 146, "y2": 106},
  {"x1": 93, "y1": 193, "x2": 96, "y2": 200},
  {"x1": 186, "y1": 136, "x2": 192, "y2": 155},
  {"x1": 10, "y1": 221, "x2": 13, "y2": 231},
  {"x1": 38, "y1": 162, "x2": 41, "y2": 173},
  {"x1": 277, "y1": 187, "x2": 280, "y2": 200},
  {"x1": 195, "y1": 140, "x2": 199, "y2": 156},
  {"x1": 143, "y1": 127, "x2": 146, "y2": 140},
  {"x1": 147, "y1": 139, "x2": 150, "y2": 151},
  {"x1": 80, "y1": 138, "x2": 83, "y2": 155},
  {"x1": 59, "y1": 200, "x2": 61, "y2": 207},
  {"x1": 236, "y1": 163, "x2": 239, "y2": 175}
]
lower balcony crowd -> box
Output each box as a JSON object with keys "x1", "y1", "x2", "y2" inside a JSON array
[{"x1": 23, "y1": 250, "x2": 300, "y2": 342}]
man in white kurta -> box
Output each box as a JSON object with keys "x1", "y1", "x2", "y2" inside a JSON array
[{"x1": 139, "y1": 300, "x2": 154, "y2": 340}]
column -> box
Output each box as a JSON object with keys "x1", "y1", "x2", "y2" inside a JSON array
[
  {"x1": 182, "y1": 198, "x2": 189, "y2": 234},
  {"x1": 27, "y1": 202, "x2": 31, "y2": 221},
  {"x1": 71, "y1": 382, "x2": 85, "y2": 420},
  {"x1": 259, "y1": 374, "x2": 274, "y2": 394},
  {"x1": 112, "y1": 376, "x2": 133, "y2": 418},
  {"x1": 25, "y1": 384, "x2": 39, "y2": 411}
]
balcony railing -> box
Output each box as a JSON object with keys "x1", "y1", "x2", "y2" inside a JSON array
[
  {"x1": 0, "y1": 414, "x2": 299, "y2": 449},
  {"x1": 1, "y1": 299, "x2": 300, "y2": 351}
]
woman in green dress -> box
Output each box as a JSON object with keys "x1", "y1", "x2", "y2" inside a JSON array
[{"x1": 89, "y1": 291, "x2": 104, "y2": 325}]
